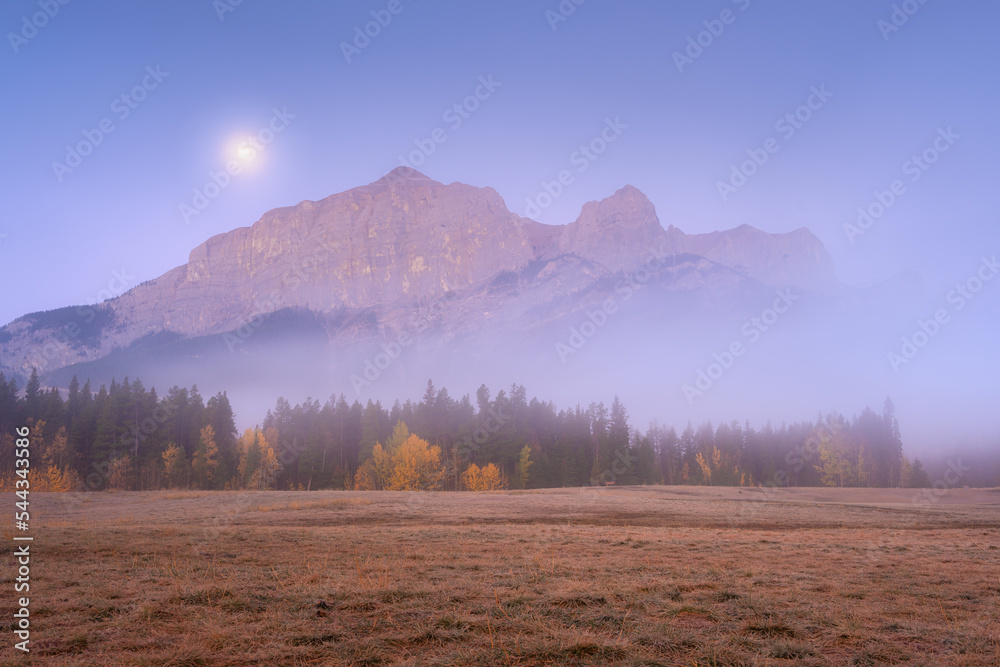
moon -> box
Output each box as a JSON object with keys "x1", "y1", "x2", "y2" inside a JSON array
[{"x1": 237, "y1": 143, "x2": 255, "y2": 161}]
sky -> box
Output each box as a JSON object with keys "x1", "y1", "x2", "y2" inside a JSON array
[
  {"x1": 1, "y1": 1, "x2": 998, "y2": 447},
  {"x1": 2, "y1": 0, "x2": 998, "y2": 325}
]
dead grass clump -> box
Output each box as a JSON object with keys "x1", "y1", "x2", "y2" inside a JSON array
[
  {"x1": 288, "y1": 633, "x2": 343, "y2": 646},
  {"x1": 170, "y1": 586, "x2": 234, "y2": 606},
  {"x1": 551, "y1": 593, "x2": 608, "y2": 607},
  {"x1": 38, "y1": 633, "x2": 90, "y2": 656},
  {"x1": 379, "y1": 588, "x2": 427, "y2": 604},
  {"x1": 673, "y1": 605, "x2": 718, "y2": 621},
  {"x1": 770, "y1": 641, "x2": 816, "y2": 659},
  {"x1": 745, "y1": 618, "x2": 796, "y2": 637}
]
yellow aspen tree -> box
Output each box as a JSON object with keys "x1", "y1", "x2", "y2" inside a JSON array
[
  {"x1": 162, "y1": 444, "x2": 187, "y2": 488},
  {"x1": 462, "y1": 463, "x2": 483, "y2": 491},
  {"x1": 192, "y1": 425, "x2": 220, "y2": 489},
  {"x1": 695, "y1": 451, "x2": 712, "y2": 485},
  {"x1": 388, "y1": 434, "x2": 444, "y2": 491}
]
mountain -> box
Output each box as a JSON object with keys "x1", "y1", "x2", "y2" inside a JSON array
[{"x1": 2, "y1": 167, "x2": 899, "y2": 420}]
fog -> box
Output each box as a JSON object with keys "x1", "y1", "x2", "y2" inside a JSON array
[{"x1": 42, "y1": 247, "x2": 997, "y2": 465}]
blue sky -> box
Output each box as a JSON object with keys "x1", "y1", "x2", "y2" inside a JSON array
[{"x1": 2, "y1": 0, "x2": 998, "y2": 327}]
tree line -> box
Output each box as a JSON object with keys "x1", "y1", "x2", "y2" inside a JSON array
[{"x1": 1, "y1": 369, "x2": 994, "y2": 491}]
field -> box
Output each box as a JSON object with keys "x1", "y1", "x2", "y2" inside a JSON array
[{"x1": 2, "y1": 486, "x2": 999, "y2": 666}]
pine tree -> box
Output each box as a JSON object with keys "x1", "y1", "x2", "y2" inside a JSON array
[
  {"x1": 206, "y1": 392, "x2": 238, "y2": 483},
  {"x1": 24, "y1": 368, "x2": 41, "y2": 423},
  {"x1": 908, "y1": 459, "x2": 931, "y2": 488},
  {"x1": 882, "y1": 398, "x2": 904, "y2": 487}
]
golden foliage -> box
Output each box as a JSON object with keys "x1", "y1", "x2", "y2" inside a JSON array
[
  {"x1": 192, "y1": 425, "x2": 220, "y2": 489},
  {"x1": 353, "y1": 442, "x2": 395, "y2": 491},
  {"x1": 237, "y1": 428, "x2": 281, "y2": 490},
  {"x1": 13, "y1": 466, "x2": 77, "y2": 492},
  {"x1": 108, "y1": 455, "x2": 135, "y2": 491},
  {"x1": 695, "y1": 452, "x2": 712, "y2": 485},
  {"x1": 355, "y1": 431, "x2": 445, "y2": 491},
  {"x1": 463, "y1": 462, "x2": 507, "y2": 491},
  {"x1": 388, "y1": 435, "x2": 444, "y2": 491},
  {"x1": 162, "y1": 444, "x2": 187, "y2": 489}
]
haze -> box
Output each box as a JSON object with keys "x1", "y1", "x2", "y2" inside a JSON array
[{"x1": 2, "y1": 0, "x2": 998, "y2": 457}]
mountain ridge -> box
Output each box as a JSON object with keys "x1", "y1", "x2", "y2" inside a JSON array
[{"x1": 2, "y1": 169, "x2": 839, "y2": 382}]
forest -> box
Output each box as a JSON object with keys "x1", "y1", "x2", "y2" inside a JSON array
[{"x1": 1, "y1": 369, "x2": 994, "y2": 492}]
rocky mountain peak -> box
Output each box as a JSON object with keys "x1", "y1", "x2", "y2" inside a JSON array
[
  {"x1": 374, "y1": 166, "x2": 435, "y2": 186},
  {"x1": 559, "y1": 185, "x2": 666, "y2": 272}
]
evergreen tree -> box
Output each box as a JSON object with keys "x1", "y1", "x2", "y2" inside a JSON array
[
  {"x1": 24, "y1": 368, "x2": 41, "y2": 423},
  {"x1": 908, "y1": 459, "x2": 931, "y2": 488}
]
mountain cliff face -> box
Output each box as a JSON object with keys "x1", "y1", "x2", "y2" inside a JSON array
[
  {"x1": 114, "y1": 167, "x2": 537, "y2": 338},
  {"x1": 0, "y1": 168, "x2": 840, "y2": 383}
]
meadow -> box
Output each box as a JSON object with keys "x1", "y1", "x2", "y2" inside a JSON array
[{"x1": 2, "y1": 486, "x2": 998, "y2": 666}]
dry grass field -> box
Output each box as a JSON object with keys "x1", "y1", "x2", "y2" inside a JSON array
[{"x1": 2, "y1": 486, "x2": 999, "y2": 666}]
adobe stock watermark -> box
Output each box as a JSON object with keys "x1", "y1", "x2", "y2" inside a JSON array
[
  {"x1": 556, "y1": 245, "x2": 673, "y2": 363},
  {"x1": 456, "y1": 406, "x2": 510, "y2": 463},
  {"x1": 524, "y1": 116, "x2": 628, "y2": 219},
  {"x1": 7, "y1": 0, "x2": 71, "y2": 54},
  {"x1": 717, "y1": 85, "x2": 833, "y2": 202},
  {"x1": 888, "y1": 255, "x2": 997, "y2": 373},
  {"x1": 179, "y1": 107, "x2": 294, "y2": 223},
  {"x1": 878, "y1": 0, "x2": 932, "y2": 41},
  {"x1": 51, "y1": 66, "x2": 170, "y2": 183},
  {"x1": 213, "y1": 0, "x2": 245, "y2": 21},
  {"x1": 545, "y1": 0, "x2": 587, "y2": 31},
  {"x1": 729, "y1": 416, "x2": 841, "y2": 526},
  {"x1": 225, "y1": 235, "x2": 345, "y2": 352},
  {"x1": 683, "y1": 288, "x2": 799, "y2": 404},
  {"x1": 349, "y1": 281, "x2": 458, "y2": 394},
  {"x1": 340, "y1": 0, "x2": 415, "y2": 64},
  {"x1": 83, "y1": 267, "x2": 138, "y2": 306},
  {"x1": 844, "y1": 126, "x2": 958, "y2": 244},
  {"x1": 395, "y1": 75, "x2": 502, "y2": 171},
  {"x1": 222, "y1": 290, "x2": 286, "y2": 352},
  {"x1": 349, "y1": 334, "x2": 418, "y2": 395},
  {"x1": 862, "y1": 456, "x2": 968, "y2": 563},
  {"x1": 673, "y1": 0, "x2": 752, "y2": 73},
  {"x1": 591, "y1": 447, "x2": 638, "y2": 486},
  {"x1": 912, "y1": 459, "x2": 969, "y2": 506}
]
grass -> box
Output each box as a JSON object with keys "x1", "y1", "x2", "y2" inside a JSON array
[{"x1": 1, "y1": 486, "x2": 998, "y2": 665}]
